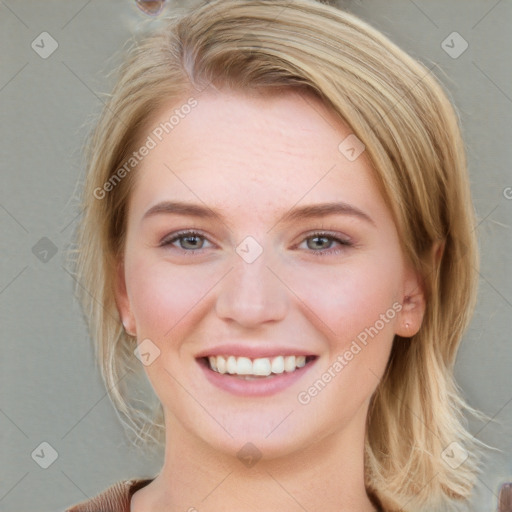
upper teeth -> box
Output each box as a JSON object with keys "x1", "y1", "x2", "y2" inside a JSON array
[{"x1": 208, "y1": 355, "x2": 307, "y2": 376}]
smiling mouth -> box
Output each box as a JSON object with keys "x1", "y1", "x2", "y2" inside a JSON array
[{"x1": 199, "y1": 355, "x2": 317, "y2": 379}]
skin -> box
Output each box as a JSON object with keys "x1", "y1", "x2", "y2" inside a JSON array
[{"x1": 115, "y1": 86, "x2": 426, "y2": 512}]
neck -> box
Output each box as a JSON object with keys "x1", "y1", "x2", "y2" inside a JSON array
[{"x1": 132, "y1": 403, "x2": 378, "y2": 511}]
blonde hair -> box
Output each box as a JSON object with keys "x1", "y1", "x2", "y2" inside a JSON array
[{"x1": 72, "y1": 0, "x2": 496, "y2": 510}]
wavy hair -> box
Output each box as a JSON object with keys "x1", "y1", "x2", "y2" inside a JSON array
[{"x1": 72, "y1": 0, "x2": 496, "y2": 510}]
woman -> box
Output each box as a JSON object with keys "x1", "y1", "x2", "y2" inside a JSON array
[{"x1": 67, "y1": 0, "x2": 493, "y2": 510}]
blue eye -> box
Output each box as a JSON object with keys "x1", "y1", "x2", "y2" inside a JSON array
[
  {"x1": 160, "y1": 231, "x2": 210, "y2": 251},
  {"x1": 300, "y1": 232, "x2": 353, "y2": 256},
  {"x1": 159, "y1": 230, "x2": 352, "y2": 256}
]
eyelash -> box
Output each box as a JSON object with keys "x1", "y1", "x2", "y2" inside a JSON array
[{"x1": 159, "y1": 230, "x2": 353, "y2": 256}]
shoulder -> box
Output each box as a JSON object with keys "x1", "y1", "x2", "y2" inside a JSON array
[{"x1": 65, "y1": 478, "x2": 154, "y2": 512}]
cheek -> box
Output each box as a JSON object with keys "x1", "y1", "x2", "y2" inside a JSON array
[
  {"x1": 126, "y1": 256, "x2": 216, "y2": 339},
  {"x1": 290, "y1": 260, "x2": 400, "y2": 419},
  {"x1": 291, "y1": 258, "x2": 400, "y2": 337}
]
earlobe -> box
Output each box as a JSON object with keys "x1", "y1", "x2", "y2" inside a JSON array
[
  {"x1": 397, "y1": 240, "x2": 443, "y2": 337},
  {"x1": 114, "y1": 260, "x2": 136, "y2": 337},
  {"x1": 395, "y1": 237, "x2": 445, "y2": 339},
  {"x1": 395, "y1": 266, "x2": 427, "y2": 338}
]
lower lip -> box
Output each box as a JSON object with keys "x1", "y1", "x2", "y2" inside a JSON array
[{"x1": 197, "y1": 358, "x2": 317, "y2": 397}]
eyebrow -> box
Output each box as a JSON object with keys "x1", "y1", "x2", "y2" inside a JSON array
[{"x1": 142, "y1": 200, "x2": 375, "y2": 227}]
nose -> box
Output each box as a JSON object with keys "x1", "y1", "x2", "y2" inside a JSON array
[{"x1": 215, "y1": 245, "x2": 289, "y2": 328}]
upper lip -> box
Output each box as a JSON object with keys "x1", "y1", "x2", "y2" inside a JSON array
[{"x1": 195, "y1": 344, "x2": 317, "y2": 359}]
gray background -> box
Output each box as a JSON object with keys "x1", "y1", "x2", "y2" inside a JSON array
[{"x1": 1, "y1": 1, "x2": 511, "y2": 510}]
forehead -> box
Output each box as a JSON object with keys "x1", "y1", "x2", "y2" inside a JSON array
[{"x1": 128, "y1": 87, "x2": 386, "y2": 224}]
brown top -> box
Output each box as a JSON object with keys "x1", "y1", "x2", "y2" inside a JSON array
[
  {"x1": 66, "y1": 477, "x2": 385, "y2": 511},
  {"x1": 65, "y1": 478, "x2": 154, "y2": 512}
]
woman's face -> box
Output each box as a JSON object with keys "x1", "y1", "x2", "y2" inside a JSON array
[{"x1": 115, "y1": 88, "x2": 425, "y2": 459}]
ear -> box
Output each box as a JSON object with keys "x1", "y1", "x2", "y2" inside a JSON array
[
  {"x1": 395, "y1": 240, "x2": 444, "y2": 337},
  {"x1": 114, "y1": 259, "x2": 136, "y2": 337}
]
